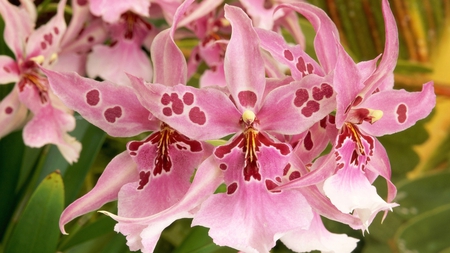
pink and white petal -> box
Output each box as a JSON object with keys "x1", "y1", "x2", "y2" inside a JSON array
[
  {"x1": 43, "y1": 69, "x2": 159, "y2": 137},
  {"x1": 276, "y1": 10, "x2": 305, "y2": 48},
  {"x1": 177, "y1": 0, "x2": 224, "y2": 28},
  {"x1": 59, "y1": 151, "x2": 138, "y2": 234},
  {"x1": 62, "y1": 18, "x2": 108, "y2": 54},
  {"x1": 294, "y1": 118, "x2": 333, "y2": 164},
  {"x1": 150, "y1": 29, "x2": 186, "y2": 87},
  {"x1": 199, "y1": 66, "x2": 227, "y2": 88},
  {"x1": 25, "y1": 0, "x2": 67, "y2": 63},
  {"x1": 323, "y1": 166, "x2": 398, "y2": 229},
  {"x1": 87, "y1": 41, "x2": 153, "y2": 86},
  {"x1": 100, "y1": 156, "x2": 224, "y2": 253},
  {"x1": 89, "y1": 0, "x2": 150, "y2": 23},
  {"x1": 0, "y1": 0, "x2": 33, "y2": 59},
  {"x1": 128, "y1": 76, "x2": 241, "y2": 140},
  {"x1": 281, "y1": 212, "x2": 359, "y2": 253},
  {"x1": 61, "y1": 0, "x2": 91, "y2": 47},
  {"x1": 258, "y1": 74, "x2": 335, "y2": 135},
  {"x1": 357, "y1": 55, "x2": 381, "y2": 84},
  {"x1": 0, "y1": 88, "x2": 27, "y2": 139},
  {"x1": 224, "y1": 5, "x2": 265, "y2": 111},
  {"x1": 360, "y1": 82, "x2": 435, "y2": 136},
  {"x1": 0, "y1": 56, "x2": 20, "y2": 84},
  {"x1": 277, "y1": 2, "x2": 340, "y2": 74},
  {"x1": 239, "y1": 0, "x2": 281, "y2": 30},
  {"x1": 192, "y1": 180, "x2": 313, "y2": 253},
  {"x1": 52, "y1": 52, "x2": 87, "y2": 75}
]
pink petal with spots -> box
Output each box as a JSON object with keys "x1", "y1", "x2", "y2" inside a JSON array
[
  {"x1": 89, "y1": 0, "x2": 150, "y2": 23},
  {"x1": 128, "y1": 76, "x2": 241, "y2": 141},
  {"x1": 62, "y1": 18, "x2": 108, "y2": 54},
  {"x1": 99, "y1": 156, "x2": 224, "y2": 253},
  {"x1": 87, "y1": 40, "x2": 153, "y2": 85},
  {"x1": 224, "y1": 5, "x2": 265, "y2": 111},
  {"x1": 360, "y1": 82, "x2": 435, "y2": 136},
  {"x1": 59, "y1": 151, "x2": 138, "y2": 234},
  {"x1": 293, "y1": 119, "x2": 333, "y2": 164},
  {"x1": 0, "y1": 87, "x2": 27, "y2": 139},
  {"x1": 281, "y1": 212, "x2": 358, "y2": 253},
  {"x1": 43, "y1": 69, "x2": 159, "y2": 137},
  {"x1": 0, "y1": 56, "x2": 20, "y2": 84},
  {"x1": 25, "y1": 0, "x2": 67, "y2": 64},
  {"x1": 258, "y1": 74, "x2": 335, "y2": 135},
  {"x1": 277, "y1": 2, "x2": 340, "y2": 74},
  {"x1": 0, "y1": 0, "x2": 33, "y2": 59}
]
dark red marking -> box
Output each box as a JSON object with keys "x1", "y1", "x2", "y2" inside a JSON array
[
  {"x1": 3, "y1": 66, "x2": 10, "y2": 73},
  {"x1": 88, "y1": 36, "x2": 94, "y2": 42},
  {"x1": 77, "y1": 0, "x2": 87, "y2": 5},
  {"x1": 283, "y1": 163, "x2": 291, "y2": 176},
  {"x1": 162, "y1": 107, "x2": 172, "y2": 116},
  {"x1": 296, "y1": 57, "x2": 306, "y2": 73},
  {"x1": 54, "y1": 27, "x2": 59, "y2": 35},
  {"x1": 137, "y1": 171, "x2": 150, "y2": 190},
  {"x1": 352, "y1": 96, "x2": 363, "y2": 107},
  {"x1": 238, "y1": 90, "x2": 257, "y2": 108},
  {"x1": 104, "y1": 106, "x2": 122, "y2": 123},
  {"x1": 219, "y1": 163, "x2": 227, "y2": 170},
  {"x1": 312, "y1": 83, "x2": 333, "y2": 101},
  {"x1": 161, "y1": 93, "x2": 171, "y2": 105},
  {"x1": 265, "y1": 179, "x2": 281, "y2": 192},
  {"x1": 40, "y1": 42, "x2": 47, "y2": 50},
  {"x1": 227, "y1": 182, "x2": 238, "y2": 195},
  {"x1": 171, "y1": 93, "x2": 184, "y2": 115},
  {"x1": 183, "y1": 92, "x2": 194, "y2": 105},
  {"x1": 396, "y1": 104, "x2": 407, "y2": 123},
  {"x1": 289, "y1": 171, "x2": 301, "y2": 181},
  {"x1": 283, "y1": 50, "x2": 294, "y2": 61},
  {"x1": 86, "y1": 89, "x2": 100, "y2": 106},
  {"x1": 304, "y1": 131, "x2": 313, "y2": 151},
  {"x1": 44, "y1": 33, "x2": 53, "y2": 45},
  {"x1": 294, "y1": 88, "x2": 308, "y2": 107},
  {"x1": 189, "y1": 106, "x2": 206, "y2": 125},
  {"x1": 5, "y1": 106, "x2": 13, "y2": 114},
  {"x1": 301, "y1": 101, "x2": 320, "y2": 117}
]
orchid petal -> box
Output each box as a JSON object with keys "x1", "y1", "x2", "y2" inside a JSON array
[
  {"x1": 0, "y1": 0, "x2": 33, "y2": 59},
  {"x1": 281, "y1": 212, "x2": 359, "y2": 253},
  {"x1": 224, "y1": 5, "x2": 265, "y2": 111},
  {"x1": 43, "y1": 69, "x2": 159, "y2": 137},
  {"x1": 52, "y1": 52, "x2": 87, "y2": 75},
  {"x1": 60, "y1": 0, "x2": 91, "y2": 47},
  {"x1": 177, "y1": 0, "x2": 224, "y2": 28},
  {"x1": 0, "y1": 56, "x2": 20, "y2": 84},
  {"x1": 258, "y1": 74, "x2": 335, "y2": 135},
  {"x1": 0, "y1": 87, "x2": 27, "y2": 139},
  {"x1": 59, "y1": 151, "x2": 138, "y2": 234},
  {"x1": 293, "y1": 118, "x2": 333, "y2": 164},
  {"x1": 199, "y1": 66, "x2": 227, "y2": 88},
  {"x1": 87, "y1": 41, "x2": 153, "y2": 85},
  {"x1": 128, "y1": 76, "x2": 241, "y2": 140},
  {"x1": 239, "y1": 0, "x2": 282, "y2": 30},
  {"x1": 360, "y1": 82, "x2": 435, "y2": 136},
  {"x1": 89, "y1": 0, "x2": 150, "y2": 23}
]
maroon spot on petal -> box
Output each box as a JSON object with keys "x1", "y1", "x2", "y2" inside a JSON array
[
  {"x1": 312, "y1": 83, "x2": 333, "y2": 101},
  {"x1": 219, "y1": 163, "x2": 227, "y2": 171},
  {"x1": 307, "y1": 63, "x2": 314, "y2": 74},
  {"x1": 137, "y1": 171, "x2": 151, "y2": 190},
  {"x1": 238, "y1": 90, "x2": 257, "y2": 108},
  {"x1": 304, "y1": 131, "x2": 313, "y2": 151},
  {"x1": 276, "y1": 177, "x2": 282, "y2": 182},
  {"x1": 214, "y1": 134, "x2": 244, "y2": 158},
  {"x1": 294, "y1": 88, "x2": 309, "y2": 107},
  {"x1": 183, "y1": 92, "x2": 194, "y2": 105},
  {"x1": 77, "y1": 0, "x2": 88, "y2": 6},
  {"x1": 87, "y1": 36, "x2": 94, "y2": 42},
  {"x1": 283, "y1": 49, "x2": 294, "y2": 61},
  {"x1": 319, "y1": 117, "x2": 327, "y2": 128},
  {"x1": 352, "y1": 95, "x2": 363, "y2": 107},
  {"x1": 258, "y1": 132, "x2": 291, "y2": 156},
  {"x1": 5, "y1": 106, "x2": 13, "y2": 114},
  {"x1": 283, "y1": 163, "x2": 291, "y2": 176},
  {"x1": 171, "y1": 94, "x2": 184, "y2": 115},
  {"x1": 301, "y1": 100, "x2": 320, "y2": 117},
  {"x1": 265, "y1": 179, "x2": 281, "y2": 193},
  {"x1": 189, "y1": 106, "x2": 206, "y2": 125},
  {"x1": 328, "y1": 115, "x2": 336, "y2": 124},
  {"x1": 296, "y1": 57, "x2": 306, "y2": 73},
  {"x1": 161, "y1": 93, "x2": 171, "y2": 105},
  {"x1": 86, "y1": 89, "x2": 100, "y2": 106},
  {"x1": 289, "y1": 171, "x2": 301, "y2": 181},
  {"x1": 129, "y1": 151, "x2": 137, "y2": 156},
  {"x1": 40, "y1": 41, "x2": 47, "y2": 50},
  {"x1": 162, "y1": 107, "x2": 172, "y2": 116},
  {"x1": 227, "y1": 182, "x2": 238, "y2": 195},
  {"x1": 104, "y1": 106, "x2": 122, "y2": 123},
  {"x1": 44, "y1": 33, "x2": 53, "y2": 45},
  {"x1": 337, "y1": 163, "x2": 344, "y2": 170},
  {"x1": 128, "y1": 140, "x2": 145, "y2": 151},
  {"x1": 3, "y1": 66, "x2": 10, "y2": 73},
  {"x1": 53, "y1": 27, "x2": 59, "y2": 35},
  {"x1": 396, "y1": 103, "x2": 408, "y2": 124}
]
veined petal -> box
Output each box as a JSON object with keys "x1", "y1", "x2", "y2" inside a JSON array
[
  {"x1": 0, "y1": 87, "x2": 27, "y2": 139},
  {"x1": 25, "y1": 0, "x2": 67, "y2": 64},
  {"x1": 224, "y1": 5, "x2": 265, "y2": 111},
  {"x1": 258, "y1": 74, "x2": 335, "y2": 135},
  {"x1": 0, "y1": 56, "x2": 20, "y2": 84},
  {"x1": 59, "y1": 151, "x2": 138, "y2": 234},
  {"x1": 360, "y1": 82, "x2": 435, "y2": 136},
  {"x1": 0, "y1": 0, "x2": 33, "y2": 59},
  {"x1": 281, "y1": 212, "x2": 359, "y2": 253},
  {"x1": 89, "y1": 0, "x2": 150, "y2": 23},
  {"x1": 128, "y1": 75, "x2": 241, "y2": 140},
  {"x1": 43, "y1": 69, "x2": 159, "y2": 137},
  {"x1": 87, "y1": 41, "x2": 153, "y2": 85}
]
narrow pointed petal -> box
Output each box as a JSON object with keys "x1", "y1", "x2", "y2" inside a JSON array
[
  {"x1": 224, "y1": 5, "x2": 265, "y2": 111},
  {"x1": 0, "y1": 56, "x2": 20, "y2": 84},
  {"x1": 0, "y1": 0, "x2": 33, "y2": 59},
  {"x1": 281, "y1": 213, "x2": 359, "y2": 253},
  {"x1": 43, "y1": 69, "x2": 159, "y2": 137},
  {"x1": 128, "y1": 75, "x2": 241, "y2": 140},
  {"x1": 361, "y1": 82, "x2": 435, "y2": 136},
  {"x1": 59, "y1": 151, "x2": 138, "y2": 234},
  {"x1": 258, "y1": 74, "x2": 335, "y2": 135},
  {"x1": 87, "y1": 41, "x2": 153, "y2": 85},
  {"x1": 60, "y1": 0, "x2": 91, "y2": 47},
  {"x1": 0, "y1": 87, "x2": 27, "y2": 138},
  {"x1": 89, "y1": 0, "x2": 150, "y2": 23},
  {"x1": 277, "y1": 2, "x2": 340, "y2": 73}
]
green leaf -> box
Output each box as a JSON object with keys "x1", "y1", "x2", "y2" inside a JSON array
[
  {"x1": 4, "y1": 171, "x2": 64, "y2": 253},
  {"x1": 395, "y1": 203, "x2": 450, "y2": 253},
  {"x1": 173, "y1": 226, "x2": 234, "y2": 253}
]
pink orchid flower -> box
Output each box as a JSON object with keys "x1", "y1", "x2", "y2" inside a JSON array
[
  {"x1": 0, "y1": 0, "x2": 81, "y2": 163},
  {"x1": 101, "y1": 5, "x2": 338, "y2": 252}
]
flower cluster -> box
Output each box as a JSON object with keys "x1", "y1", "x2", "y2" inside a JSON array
[{"x1": 0, "y1": 0, "x2": 436, "y2": 252}]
